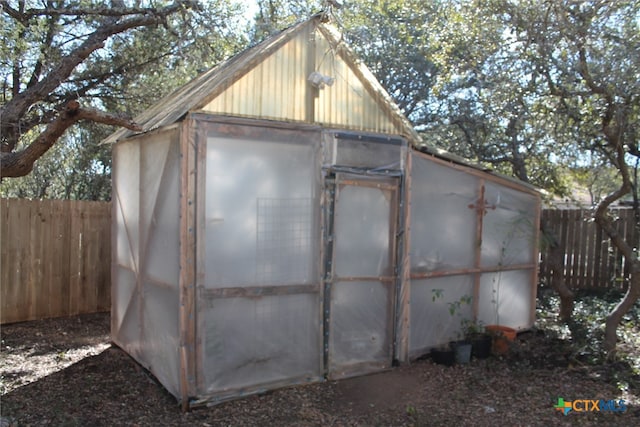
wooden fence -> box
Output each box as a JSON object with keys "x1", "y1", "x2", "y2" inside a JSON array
[
  {"x1": 539, "y1": 208, "x2": 637, "y2": 290},
  {"x1": 1, "y1": 198, "x2": 111, "y2": 324},
  {"x1": 1, "y1": 199, "x2": 636, "y2": 323}
]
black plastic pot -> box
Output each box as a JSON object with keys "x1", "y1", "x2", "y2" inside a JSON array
[
  {"x1": 431, "y1": 346, "x2": 455, "y2": 366},
  {"x1": 470, "y1": 333, "x2": 492, "y2": 359}
]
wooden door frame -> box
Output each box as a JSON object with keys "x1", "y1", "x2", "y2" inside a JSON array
[{"x1": 323, "y1": 172, "x2": 400, "y2": 379}]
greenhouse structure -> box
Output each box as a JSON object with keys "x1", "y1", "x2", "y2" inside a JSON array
[{"x1": 105, "y1": 14, "x2": 541, "y2": 408}]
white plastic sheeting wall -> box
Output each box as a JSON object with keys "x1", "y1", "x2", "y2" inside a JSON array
[
  {"x1": 200, "y1": 294, "x2": 321, "y2": 394},
  {"x1": 198, "y1": 130, "x2": 323, "y2": 398},
  {"x1": 113, "y1": 140, "x2": 140, "y2": 352},
  {"x1": 112, "y1": 130, "x2": 181, "y2": 397},
  {"x1": 407, "y1": 152, "x2": 538, "y2": 357},
  {"x1": 410, "y1": 158, "x2": 479, "y2": 273},
  {"x1": 203, "y1": 136, "x2": 319, "y2": 287},
  {"x1": 476, "y1": 181, "x2": 538, "y2": 330},
  {"x1": 477, "y1": 270, "x2": 533, "y2": 329},
  {"x1": 481, "y1": 182, "x2": 538, "y2": 267}
]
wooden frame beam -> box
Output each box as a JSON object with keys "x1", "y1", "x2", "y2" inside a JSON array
[
  {"x1": 178, "y1": 117, "x2": 197, "y2": 411},
  {"x1": 200, "y1": 284, "x2": 320, "y2": 299}
]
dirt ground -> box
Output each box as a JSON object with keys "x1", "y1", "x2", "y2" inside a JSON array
[{"x1": 1, "y1": 312, "x2": 638, "y2": 426}]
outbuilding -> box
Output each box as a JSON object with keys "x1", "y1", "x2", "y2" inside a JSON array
[{"x1": 105, "y1": 14, "x2": 540, "y2": 408}]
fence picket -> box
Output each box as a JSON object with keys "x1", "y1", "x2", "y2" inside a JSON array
[
  {"x1": 1, "y1": 198, "x2": 111, "y2": 324},
  {"x1": 540, "y1": 207, "x2": 634, "y2": 290}
]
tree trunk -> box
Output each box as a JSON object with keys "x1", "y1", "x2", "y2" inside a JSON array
[
  {"x1": 551, "y1": 248, "x2": 574, "y2": 322},
  {"x1": 593, "y1": 185, "x2": 638, "y2": 353},
  {"x1": 542, "y1": 222, "x2": 574, "y2": 321},
  {"x1": 603, "y1": 264, "x2": 640, "y2": 352}
]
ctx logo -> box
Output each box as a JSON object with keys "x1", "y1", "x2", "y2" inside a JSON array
[{"x1": 554, "y1": 397, "x2": 628, "y2": 415}]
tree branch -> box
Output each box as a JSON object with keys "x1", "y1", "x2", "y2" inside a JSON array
[
  {"x1": 27, "y1": 11, "x2": 58, "y2": 89},
  {"x1": 0, "y1": 0, "x2": 198, "y2": 19},
  {"x1": 0, "y1": 0, "x2": 197, "y2": 157},
  {"x1": 0, "y1": 101, "x2": 141, "y2": 178},
  {"x1": 1, "y1": 1, "x2": 195, "y2": 148},
  {"x1": 0, "y1": 1, "x2": 26, "y2": 22},
  {"x1": 20, "y1": 4, "x2": 198, "y2": 18}
]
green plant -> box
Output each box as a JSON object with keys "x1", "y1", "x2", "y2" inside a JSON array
[
  {"x1": 448, "y1": 294, "x2": 472, "y2": 317},
  {"x1": 461, "y1": 318, "x2": 486, "y2": 338},
  {"x1": 406, "y1": 405, "x2": 417, "y2": 416},
  {"x1": 432, "y1": 289, "x2": 474, "y2": 339}
]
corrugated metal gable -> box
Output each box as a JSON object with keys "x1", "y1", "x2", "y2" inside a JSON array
[
  {"x1": 315, "y1": 24, "x2": 419, "y2": 138},
  {"x1": 201, "y1": 21, "x2": 412, "y2": 137},
  {"x1": 102, "y1": 19, "x2": 314, "y2": 145},
  {"x1": 202, "y1": 25, "x2": 313, "y2": 122},
  {"x1": 102, "y1": 15, "x2": 419, "y2": 145},
  {"x1": 313, "y1": 28, "x2": 398, "y2": 133}
]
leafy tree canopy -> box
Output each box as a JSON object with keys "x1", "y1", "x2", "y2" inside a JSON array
[{"x1": 1, "y1": 0, "x2": 246, "y2": 198}]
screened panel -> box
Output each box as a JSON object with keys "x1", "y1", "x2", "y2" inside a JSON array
[
  {"x1": 410, "y1": 154, "x2": 478, "y2": 273},
  {"x1": 329, "y1": 280, "x2": 391, "y2": 372},
  {"x1": 481, "y1": 182, "x2": 538, "y2": 267},
  {"x1": 477, "y1": 270, "x2": 533, "y2": 330},
  {"x1": 333, "y1": 184, "x2": 392, "y2": 278},
  {"x1": 199, "y1": 293, "x2": 322, "y2": 394},
  {"x1": 204, "y1": 136, "x2": 319, "y2": 287},
  {"x1": 409, "y1": 276, "x2": 474, "y2": 357},
  {"x1": 322, "y1": 132, "x2": 406, "y2": 170}
]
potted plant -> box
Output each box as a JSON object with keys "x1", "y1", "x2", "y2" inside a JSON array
[
  {"x1": 430, "y1": 290, "x2": 476, "y2": 365},
  {"x1": 445, "y1": 293, "x2": 473, "y2": 364},
  {"x1": 462, "y1": 319, "x2": 492, "y2": 359}
]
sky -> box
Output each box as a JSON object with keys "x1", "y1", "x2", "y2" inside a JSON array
[{"x1": 241, "y1": 1, "x2": 259, "y2": 22}]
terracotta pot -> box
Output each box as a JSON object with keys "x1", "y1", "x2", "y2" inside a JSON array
[{"x1": 485, "y1": 325, "x2": 517, "y2": 355}]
